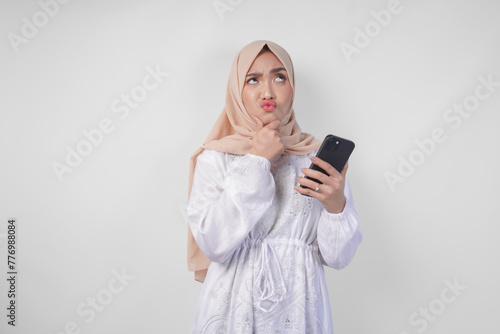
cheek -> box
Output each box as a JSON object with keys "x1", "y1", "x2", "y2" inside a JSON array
[
  {"x1": 241, "y1": 88, "x2": 259, "y2": 118},
  {"x1": 280, "y1": 88, "x2": 293, "y2": 108},
  {"x1": 241, "y1": 89, "x2": 250, "y2": 108},
  {"x1": 241, "y1": 88, "x2": 255, "y2": 108}
]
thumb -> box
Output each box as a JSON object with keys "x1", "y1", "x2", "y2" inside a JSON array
[{"x1": 254, "y1": 116, "x2": 264, "y2": 131}]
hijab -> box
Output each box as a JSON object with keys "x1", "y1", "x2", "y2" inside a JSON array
[{"x1": 187, "y1": 40, "x2": 322, "y2": 282}]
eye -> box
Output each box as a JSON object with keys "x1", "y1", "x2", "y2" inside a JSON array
[
  {"x1": 274, "y1": 74, "x2": 286, "y2": 83},
  {"x1": 246, "y1": 77, "x2": 258, "y2": 84}
]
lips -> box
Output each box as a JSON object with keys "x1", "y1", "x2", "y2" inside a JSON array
[{"x1": 261, "y1": 100, "x2": 276, "y2": 112}]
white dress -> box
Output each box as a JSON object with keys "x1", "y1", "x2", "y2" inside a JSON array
[{"x1": 187, "y1": 148, "x2": 362, "y2": 334}]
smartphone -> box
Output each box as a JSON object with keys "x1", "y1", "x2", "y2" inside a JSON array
[{"x1": 300, "y1": 134, "x2": 355, "y2": 195}]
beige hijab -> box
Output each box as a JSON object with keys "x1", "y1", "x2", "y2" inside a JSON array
[{"x1": 187, "y1": 40, "x2": 322, "y2": 282}]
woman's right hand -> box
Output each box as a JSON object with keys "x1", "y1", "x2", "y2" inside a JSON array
[{"x1": 249, "y1": 116, "x2": 285, "y2": 163}]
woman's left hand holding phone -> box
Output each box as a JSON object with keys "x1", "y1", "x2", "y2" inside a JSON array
[{"x1": 295, "y1": 157, "x2": 348, "y2": 214}]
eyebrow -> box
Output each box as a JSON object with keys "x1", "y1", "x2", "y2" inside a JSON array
[{"x1": 246, "y1": 67, "x2": 287, "y2": 77}]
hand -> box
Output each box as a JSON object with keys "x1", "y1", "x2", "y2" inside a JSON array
[
  {"x1": 294, "y1": 156, "x2": 348, "y2": 214},
  {"x1": 249, "y1": 116, "x2": 285, "y2": 163}
]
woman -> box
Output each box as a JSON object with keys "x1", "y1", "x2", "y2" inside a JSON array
[{"x1": 187, "y1": 40, "x2": 362, "y2": 333}]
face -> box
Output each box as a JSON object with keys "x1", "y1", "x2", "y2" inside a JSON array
[{"x1": 242, "y1": 51, "x2": 293, "y2": 127}]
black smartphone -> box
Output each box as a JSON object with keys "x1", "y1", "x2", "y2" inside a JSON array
[{"x1": 300, "y1": 134, "x2": 355, "y2": 195}]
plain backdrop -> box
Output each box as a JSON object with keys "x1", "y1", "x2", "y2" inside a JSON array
[{"x1": 1, "y1": 0, "x2": 499, "y2": 333}]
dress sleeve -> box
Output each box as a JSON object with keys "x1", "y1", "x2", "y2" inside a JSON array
[
  {"x1": 317, "y1": 177, "x2": 363, "y2": 269},
  {"x1": 187, "y1": 150, "x2": 275, "y2": 263}
]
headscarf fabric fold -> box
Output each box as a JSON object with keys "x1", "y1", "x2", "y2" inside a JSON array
[{"x1": 187, "y1": 40, "x2": 321, "y2": 282}]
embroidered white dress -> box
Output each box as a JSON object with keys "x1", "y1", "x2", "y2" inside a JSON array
[{"x1": 188, "y1": 148, "x2": 362, "y2": 334}]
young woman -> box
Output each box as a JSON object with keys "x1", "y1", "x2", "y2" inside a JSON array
[{"x1": 187, "y1": 40, "x2": 362, "y2": 333}]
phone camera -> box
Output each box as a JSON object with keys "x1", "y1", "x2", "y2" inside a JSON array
[{"x1": 328, "y1": 138, "x2": 340, "y2": 152}]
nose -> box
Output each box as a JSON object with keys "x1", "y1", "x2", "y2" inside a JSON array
[{"x1": 262, "y1": 79, "x2": 275, "y2": 100}]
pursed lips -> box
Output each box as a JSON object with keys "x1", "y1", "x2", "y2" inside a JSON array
[{"x1": 261, "y1": 100, "x2": 276, "y2": 112}]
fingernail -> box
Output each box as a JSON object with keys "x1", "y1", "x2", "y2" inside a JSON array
[{"x1": 309, "y1": 156, "x2": 316, "y2": 161}]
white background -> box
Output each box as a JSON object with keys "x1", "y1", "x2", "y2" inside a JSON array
[{"x1": 1, "y1": 0, "x2": 499, "y2": 333}]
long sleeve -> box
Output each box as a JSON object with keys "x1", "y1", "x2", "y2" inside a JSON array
[
  {"x1": 187, "y1": 149, "x2": 275, "y2": 264},
  {"x1": 317, "y1": 177, "x2": 362, "y2": 269}
]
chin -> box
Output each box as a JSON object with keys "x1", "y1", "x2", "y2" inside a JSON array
[
  {"x1": 263, "y1": 116, "x2": 278, "y2": 124},
  {"x1": 253, "y1": 111, "x2": 281, "y2": 125}
]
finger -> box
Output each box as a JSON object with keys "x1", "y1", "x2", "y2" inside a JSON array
[
  {"x1": 297, "y1": 175, "x2": 324, "y2": 190},
  {"x1": 265, "y1": 119, "x2": 281, "y2": 131},
  {"x1": 340, "y1": 160, "x2": 349, "y2": 178},
  {"x1": 254, "y1": 116, "x2": 264, "y2": 131},
  {"x1": 309, "y1": 156, "x2": 339, "y2": 178},
  {"x1": 300, "y1": 168, "x2": 330, "y2": 184},
  {"x1": 294, "y1": 184, "x2": 319, "y2": 199}
]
